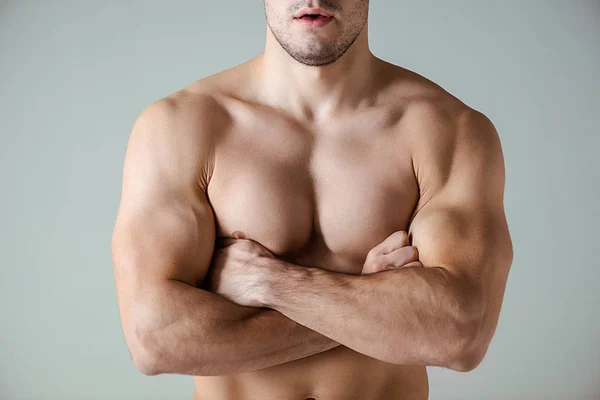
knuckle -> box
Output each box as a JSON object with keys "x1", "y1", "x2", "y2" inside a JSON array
[
  {"x1": 411, "y1": 246, "x2": 419, "y2": 259},
  {"x1": 385, "y1": 250, "x2": 403, "y2": 267},
  {"x1": 367, "y1": 247, "x2": 382, "y2": 261},
  {"x1": 388, "y1": 230, "x2": 408, "y2": 247},
  {"x1": 395, "y1": 246, "x2": 417, "y2": 265},
  {"x1": 398, "y1": 230, "x2": 409, "y2": 244}
]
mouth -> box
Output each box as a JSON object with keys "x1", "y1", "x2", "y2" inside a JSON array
[
  {"x1": 293, "y1": 8, "x2": 334, "y2": 27},
  {"x1": 294, "y1": 7, "x2": 333, "y2": 19}
]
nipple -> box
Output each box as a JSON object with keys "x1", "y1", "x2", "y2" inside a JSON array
[{"x1": 231, "y1": 230, "x2": 247, "y2": 239}]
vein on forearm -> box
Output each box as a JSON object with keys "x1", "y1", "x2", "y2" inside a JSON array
[
  {"x1": 262, "y1": 260, "x2": 473, "y2": 367},
  {"x1": 145, "y1": 279, "x2": 338, "y2": 376}
]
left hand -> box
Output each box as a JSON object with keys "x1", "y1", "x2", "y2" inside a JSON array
[
  {"x1": 205, "y1": 231, "x2": 276, "y2": 308},
  {"x1": 361, "y1": 230, "x2": 423, "y2": 275}
]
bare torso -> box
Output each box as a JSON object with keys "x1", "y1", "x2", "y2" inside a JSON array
[{"x1": 185, "y1": 56, "x2": 466, "y2": 400}]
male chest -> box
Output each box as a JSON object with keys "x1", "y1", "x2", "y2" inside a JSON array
[{"x1": 206, "y1": 117, "x2": 419, "y2": 273}]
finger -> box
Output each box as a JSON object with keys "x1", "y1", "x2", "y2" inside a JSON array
[
  {"x1": 372, "y1": 231, "x2": 409, "y2": 255},
  {"x1": 383, "y1": 245, "x2": 419, "y2": 267},
  {"x1": 402, "y1": 261, "x2": 424, "y2": 268}
]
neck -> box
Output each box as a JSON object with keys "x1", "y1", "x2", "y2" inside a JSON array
[{"x1": 254, "y1": 21, "x2": 379, "y2": 122}]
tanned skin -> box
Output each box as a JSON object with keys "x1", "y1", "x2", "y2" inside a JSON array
[{"x1": 111, "y1": 1, "x2": 513, "y2": 399}]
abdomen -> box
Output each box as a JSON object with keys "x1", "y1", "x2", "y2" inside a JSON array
[{"x1": 193, "y1": 346, "x2": 429, "y2": 400}]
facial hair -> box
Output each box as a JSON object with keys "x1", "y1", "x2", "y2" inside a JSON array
[{"x1": 265, "y1": 1, "x2": 368, "y2": 67}]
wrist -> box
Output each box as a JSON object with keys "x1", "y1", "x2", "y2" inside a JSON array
[{"x1": 255, "y1": 257, "x2": 283, "y2": 308}]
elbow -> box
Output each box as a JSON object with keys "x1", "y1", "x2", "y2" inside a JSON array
[
  {"x1": 444, "y1": 276, "x2": 489, "y2": 372},
  {"x1": 126, "y1": 323, "x2": 164, "y2": 376},
  {"x1": 130, "y1": 334, "x2": 162, "y2": 376},
  {"x1": 134, "y1": 355, "x2": 161, "y2": 376},
  {"x1": 445, "y1": 314, "x2": 487, "y2": 372},
  {"x1": 446, "y1": 341, "x2": 485, "y2": 373},
  {"x1": 132, "y1": 349, "x2": 161, "y2": 376},
  {"x1": 124, "y1": 296, "x2": 177, "y2": 375},
  {"x1": 128, "y1": 324, "x2": 214, "y2": 377}
]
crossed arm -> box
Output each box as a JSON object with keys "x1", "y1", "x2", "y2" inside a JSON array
[
  {"x1": 112, "y1": 100, "x2": 512, "y2": 376},
  {"x1": 250, "y1": 110, "x2": 514, "y2": 371},
  {"x1": 112, "y1": 98, "x2": 341, "y2": 377}
]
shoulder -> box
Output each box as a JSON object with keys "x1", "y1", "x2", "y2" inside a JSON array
[
  {"x1": 128, "y1": 82, "x2": 232, "y2": 191},
  {"x1": 135, "y1": 61, "x2": 258, "y2": 143},
  {"x1": 405, "y1": 97, "x2": 499, "y2": 163},
  {"x1": 136, "y1": 78, "x2": 231, "y2": 137},
  {"x1": 382, "y1": 68, "x2": 504, "y2": 206},
  {"x1": 415, "y1": 106, "x2": 504, "y2": 216}
]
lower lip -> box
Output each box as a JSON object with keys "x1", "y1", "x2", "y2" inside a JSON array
[{"x1": 293, "y1": 16, "x2": 333, "y2": 28}]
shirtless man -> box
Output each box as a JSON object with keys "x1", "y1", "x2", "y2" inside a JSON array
[{"x1": 111, "y1": 1, "x2": 513, "y2": 399}]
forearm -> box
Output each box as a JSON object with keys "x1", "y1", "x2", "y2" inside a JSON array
[
  {"x1": 139, "y1": 279, "x2": 339, "y2": 376},
  {"x1": 260, "y1": 260, "x2": 479, "y2": 369}
]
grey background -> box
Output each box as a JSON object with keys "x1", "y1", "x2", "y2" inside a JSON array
[{"x1": 1, "y1": 1, "x2": 598, "y2": 399}]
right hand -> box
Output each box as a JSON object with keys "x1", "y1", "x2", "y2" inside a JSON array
[{"x1": 361, "y1": 230, "x2": 423, "y2": 275}]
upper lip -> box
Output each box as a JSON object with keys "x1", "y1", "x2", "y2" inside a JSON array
[{"x1": 294, "y1": 8, "x2": 333, "y2": 18}]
